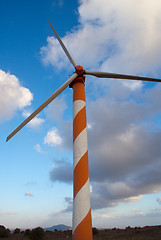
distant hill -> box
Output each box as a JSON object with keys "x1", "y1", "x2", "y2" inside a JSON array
[{"x1": 44, "y1": 224, "x2": 71, "y2": 231}]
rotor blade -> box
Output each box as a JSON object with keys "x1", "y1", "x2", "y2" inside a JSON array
[
  {"x1": 48, "y1": 20, "x2": 77, "y2": 68},
  {"x1": 85, "y1": 70, "x2": 161, "y2": 82},
  {"x1": 6, "y1": 73, "x2": 78, "y2": 142}
]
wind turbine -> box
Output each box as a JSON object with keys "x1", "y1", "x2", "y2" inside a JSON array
[{"x1": 6, "y1": 20, "x2": 161, "y2": 240}]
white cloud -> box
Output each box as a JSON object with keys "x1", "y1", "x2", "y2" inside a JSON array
[
  {"x1": 87, "y1": 123, "x2": 92, "y2": 129},
  {"x1": 46, "y1": 87, "x2": 161, "y2": 209},
  {"x1": 0, "y1": 70, "x2": 33, "y2": 122},
  {"x1": 101, "y1": 214, "x2": 114, "y2": 219},
  {"x1": 40, "y1": 0, "x2": 161, "y2": 211},
  {"x1": 132, "y1": 208, "x2": 145, "y2": 216},
  {"x1": 41, "y1": 0, "x2": 161, "y2": 83},
  {"x1": 34, "y1": 144, "x2": 42, "y2": 153},
  {"x1": 44, "y1": 96, "x2": 73, "y2": 150},
  {"x1": 124, "y1": 195, "x2": 144, "y2": 202},
  {"x1": 78, "y1": 0, "x2": 161, "y2": 73},
  {"x1": 40, "y1": 36, "x2": 69, "y2": 70},
  {"x1": 122, "y1": 80, "x2": 143, "y2": 91},
  {"x1": 22, "y1": 110, "x2": 45, "y2": 129},
  {"x1": 44, "y1": 128, "x2": 62, "y2": 146},
  {"x1": 90, "y1": 185, "x2": 93, "y2": 193}
]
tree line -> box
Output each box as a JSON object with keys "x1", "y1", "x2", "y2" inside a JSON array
[{"x1": 0, "y1": 225, "x2": 45, "y2": 240}]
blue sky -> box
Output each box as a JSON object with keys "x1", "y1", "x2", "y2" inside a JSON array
[{"x1": 1, "y1": 0, "x2": 161, "y2": 230}]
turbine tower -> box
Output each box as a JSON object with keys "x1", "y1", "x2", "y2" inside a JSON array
[{"x1": 7, "y1": 21, "x2": 161, "y2": 240}]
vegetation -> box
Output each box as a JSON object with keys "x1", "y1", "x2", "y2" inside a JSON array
[
  {"x1": 24, "y1": 229, "x2": 31, "y2": 237},
  {"x1": 0, "y1": 225, "x2": 10, "y2": 238},
  {"x1": 13, "y1": 228, "x2": 20, "y2": 234},
  {"x1": 0, "y1": 225, "x2": 161, "y2": 239},
  {"x1": 29, "y1": 227, "x2": 45, "y2": 240},
  {"x1": 92, "y1": 227, "x2": 99, "y2": 235}
]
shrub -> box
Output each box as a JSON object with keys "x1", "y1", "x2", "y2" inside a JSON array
[
  {"x1": 126, "y1": 226, "x2": 131, "y2": 230},
  {"x1": 14, "y1": 228, "x2": 20, "y2": 234},
  {"x1": 24, "y1": 229, "x2": 31, "y2": 237},
  {"x1": 30, "y1": 227, "x2": 44, "y2": 240},
  {"x1": 92, "y1": 227, "x2": 98, "y2": 235},
  {"x1": 0, "y1": 225, "x2": 10, "y2": 238}
]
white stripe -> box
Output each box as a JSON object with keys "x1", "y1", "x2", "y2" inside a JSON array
[
  {"x1": 72, "y1": 179, "x2": 91, "y2": 233},
  {"x1": 73, "y1": 100, "x2": 86, "y2": 119},
  {"x1": 73, "y1": 128, "x2": 88, "y2": 169}
]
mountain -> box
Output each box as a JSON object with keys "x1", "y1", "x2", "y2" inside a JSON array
[{"x1": 44, "y1": 224, "x2": 71, "y2": 231}]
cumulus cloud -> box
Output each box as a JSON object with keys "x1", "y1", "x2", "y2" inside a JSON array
[
  {"x1": 44, "y1": 128, "x2": 62, "y2": 146},
  {"x1": 41, "y1": 0, "x2": 161, "y2": 77},
  {"x1": 87, "y1": 91, "x2": 161, "y2": 209},
  {"x1": 0, "y1": 70, "x2": 33, "y2": 122},
  {"x1": 47, "y1": 87, "x2": 161, "y2": 209},
  {"x1": 40, "y1": 0, "x2": 161, "y2": 211},
  {"x1": 44, "y1": 96, "x2": 73, "y2": 150},
  {"x1": 22, "y1": 110, "x2": 45, "y2": 129},
  {"x1": 78, "y1": 0, "x2": 161, "y2": 74},
  {"x1": 49, "y1": 158, "x2": 72, "y2": 183}
]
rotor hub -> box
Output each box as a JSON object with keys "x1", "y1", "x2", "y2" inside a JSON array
[{"x1": 75, "y1": 65, "x2": 84, "y2": 76}]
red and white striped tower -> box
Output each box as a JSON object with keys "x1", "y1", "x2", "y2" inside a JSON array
[{"x1": 70, "y1": 65, "x2": 93, "y2": 240}]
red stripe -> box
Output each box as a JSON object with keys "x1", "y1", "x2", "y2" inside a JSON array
[
  {"x1": 73, "y1": 106, "x2": 86, "y2": 142},
  {"x1": 73, "y1": 151, "x2": 89, "y2": 198},
  {"x1": 73, "y1": 209, "x2": 93, "y2": 240}
]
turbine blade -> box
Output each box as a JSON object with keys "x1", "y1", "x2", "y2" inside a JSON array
[
  {"x1": 85, "y1": 70, "x2": 161, "y2": 82},
  {"x1": 6, "y1": 73, "x2": 78, "y2": 142},
  {"x1": 48, "y1": 20, "x2": 77, "y2": 68}
]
